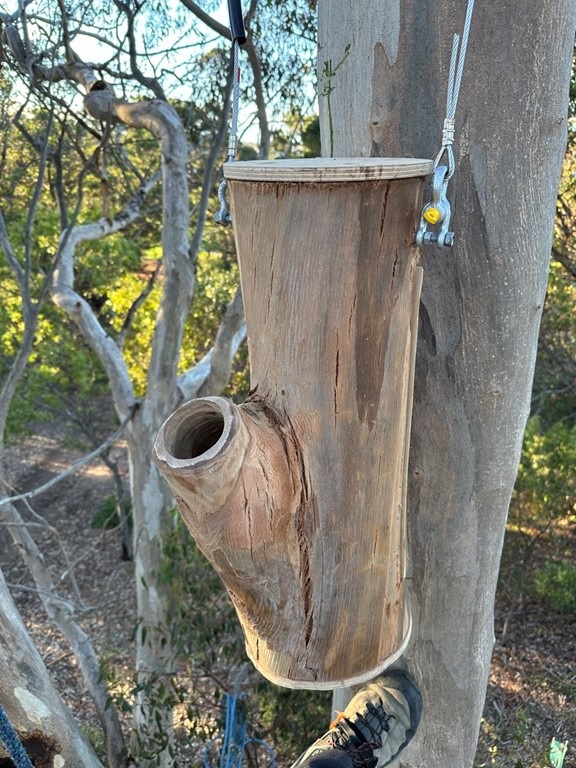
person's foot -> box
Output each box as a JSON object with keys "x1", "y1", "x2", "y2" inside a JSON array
[{"x1": 290, "y1": 670, "x2": 422, "y2": 768}]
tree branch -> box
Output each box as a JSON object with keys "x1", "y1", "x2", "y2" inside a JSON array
[
  {"x1": 178, "y1": 0, "x2": 271, "y2": 157},
  {"x1": 244, "y1": 38, "x2": 271, "y2": 158},
  {"x1": 0, "y1": 409, "x2": 134, "y2": 509},
  {"x1": 117, "y1": 254, "x2": 161, "y2": 349},
  {"x1": 197, "y1": 284, "x2": 246, "y2": 397},
  {"x1": 177, "y1": 284, "x2": 246, "y2": 400},
  {"x1": 0, "y1": 569, "x2": 105, "y2": 767},
  {"x1": 177, "y1": 0, "x2": 231, "y2": 40},
  {"x1": 0, "y1": 495, "x2": 128, "y2": 767},
  {"x1": 189, "y1": 51, "x2": 234, "y2": 260},
  {"x1": 52, "y1": 173, "x2": 159, "y2": 417},
  {"x1": 112, "y1": 0, "x2": 167, "y2": 100}
]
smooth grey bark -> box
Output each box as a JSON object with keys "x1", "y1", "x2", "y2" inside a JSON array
[
  {"x1": 318, "y1": 1, "x2": 575, "y2": 765},
  {"x1": 0, "y1": 493, "x2": 128, "y2": 767},
  {"x1": 57, "y1": 76, "x2": 194, "y2": 766},
  {"x1": 0, "y1": 568, "x2": 104, "y2": 768}
]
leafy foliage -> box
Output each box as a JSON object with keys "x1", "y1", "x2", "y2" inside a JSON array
[
  {"x1": 532, "y1": 560, "x2": 576, "y2": 613},
  {"x1": 532, "y1": 145, "x2": 576, "y2": 426},
  {"x1": 512, "y1": 417, "x2": 576, "y2": 528}
]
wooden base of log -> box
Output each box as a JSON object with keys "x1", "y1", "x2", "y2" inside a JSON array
[{"x1": 153, "y1": 158, "x2": 432, "y2": 689}]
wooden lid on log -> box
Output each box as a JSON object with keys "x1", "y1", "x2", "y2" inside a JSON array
[{"x1": 224, "y1": 157, "x2": 433, "y2": 182}]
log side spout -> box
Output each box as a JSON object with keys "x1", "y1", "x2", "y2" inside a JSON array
[{"x1": 152, "y1": 395, "x2": 318, "y2": 680}]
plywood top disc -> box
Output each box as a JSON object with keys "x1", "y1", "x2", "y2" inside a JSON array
[{"x1": 223, "y1": 157, "x2": 433, "y2": 182}]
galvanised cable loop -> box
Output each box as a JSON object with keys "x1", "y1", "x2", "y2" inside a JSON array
[
  {"x1": 416, "y1": 0, "x2": 475, "y2": 247},
  {"x1": 215, "y1": 2, "x2": 246, "y2": 226},
  {"x1": 228, "y1": 40, "x2": 241, "y2": 163}
]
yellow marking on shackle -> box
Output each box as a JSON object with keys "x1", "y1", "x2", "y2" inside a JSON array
[{"x1": 423, "y1": 207, "x2": 442, "y2": 225}]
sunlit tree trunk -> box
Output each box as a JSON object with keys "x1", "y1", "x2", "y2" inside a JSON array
[
  {"x1": 60, "y1": 83, "x2": 195, "y2": 766},
  {"x1": 0, "y1": 569, "x2": 104, "y2": 768},
  {"x1": 319, "y1": 1, "x2": 575, "y2": 764}
]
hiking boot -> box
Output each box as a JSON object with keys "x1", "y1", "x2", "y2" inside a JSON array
[{"x1": 290, "y1": 670, "x2": 422, "y2": 768}]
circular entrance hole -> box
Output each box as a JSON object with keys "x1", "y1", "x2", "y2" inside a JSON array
[{"x1": 171, "y1": 403, "x2": 226, "y2": 460}]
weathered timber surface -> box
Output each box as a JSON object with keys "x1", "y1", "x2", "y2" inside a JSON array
[{"x1": 153, "y1": 158, "x2": 431, "y2": 688}]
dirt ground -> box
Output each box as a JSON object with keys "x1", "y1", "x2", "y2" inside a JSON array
[
  {"x1": 1, "y1": 428, "x2": 136, "y2": 741},
  {"x1": 1, "y1": 428, "x2": 574, "y2": 767}
]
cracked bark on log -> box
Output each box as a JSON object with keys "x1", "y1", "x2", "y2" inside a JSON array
[{"x1": 154, "y1": 158, "x2": 431, "y2": 689}]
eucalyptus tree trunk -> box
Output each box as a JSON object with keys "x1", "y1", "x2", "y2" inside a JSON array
[
  {"x1": 0, "y1": 569, "x2": 104, "y2": 768},
  {"x1": 53, "y1": 76, "x2": 195, "y2": 765},
  {"x1": 318, "y1": 1, "x2": 575, "y2": 765}
]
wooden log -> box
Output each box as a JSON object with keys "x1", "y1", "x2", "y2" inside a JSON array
[{"x1": 153, "y1": 158, "x2": 432, "y2": 689}]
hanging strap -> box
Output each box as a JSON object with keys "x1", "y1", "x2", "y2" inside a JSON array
[
  {"x1": 0, "y1": 705, "x2": 34, "y2": 768},
  {"x1": 202, "y1": 691, "x2": 276, "y2": 768},
  {"x1": 416, "y1": 0, "x2": 475, "y2": 248}
]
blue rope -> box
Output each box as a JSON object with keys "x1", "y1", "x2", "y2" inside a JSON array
[
  {"x1": 0, "y1": 705, "x2": 34, "y2": 768},
  {"x1": 202, "y1": 692, "x2": 275, "y2": 768}
]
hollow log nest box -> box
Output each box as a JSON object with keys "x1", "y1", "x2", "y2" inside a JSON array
[{"x1": 153, "y1": 157, "x2": 433, "y2": 689}]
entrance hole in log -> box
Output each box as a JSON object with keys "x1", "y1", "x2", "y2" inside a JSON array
[{"x1": 170, "y1": 402, "x2": 225, "y2": 460}]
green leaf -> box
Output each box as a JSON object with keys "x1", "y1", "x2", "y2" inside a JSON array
[{"x1": 550, "y1": 738, "x2": 568, "y2": 768}]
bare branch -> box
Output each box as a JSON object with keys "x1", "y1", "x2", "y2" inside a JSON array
[
  {"x1": 117, "y1": 254, "x2": 161, "y2": 349},
  {"x1": 0, "y1": 569, "x2": 106, "y2": 768},
  {"x1": 177, "y1": 0, "x2": 270, "y2": 157},
  {"x1": 0, "y1": 497, "x2": 128, "y2": 767},
  {"x1": 112, "y1": 0, "x2": 167, "y2": 100},
  {"x1": 52, "y1": 172, "x2": 160, "y2": 416},
  {"x1": 177, "y1": 0, "x2": 231, "y2": 40},
  {"x1": 189, "y1": 51, "x2": 234, "y2": 260},
  {"x1": 6, "y1": 582, "x2": 78, "y2": 614},
  {"x1": 0, "y1": 23, "x2": 27, "y2": 69},
  {"x1": 56, "y1": 0, "x2": 75, "y2": 62},
  {"x1": 0, "y1": 409, "x2": 135, "y2": 509},
  {"x1": 0, "y1": 210, "x2": 25, "y2": 286},
  {"x1": 3, "y1": 491, "x2": 85, "y2": 605},
  {"x1": 0, "y1": 101, "x2": 58, "y2": 445},
  {"x1": 0, "y1": 0, "x2": 35, "y2": 24},
  {"x1": 244, "y1": 38, "x2": 270, "y2": 158},
  {"x1": 197, "y1": 284, "x2": 246, "y2": 397},
  {"x1": 177, "y1": 284, "x2": 246, "y2": 400}
]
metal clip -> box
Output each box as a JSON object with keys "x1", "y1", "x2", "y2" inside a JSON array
[
  {"x1": 415, "y1": 165, "x2": 455, "y2": 248},
  {"x1": 214, "y1": 178, "x2": 232, "y2": 226}
]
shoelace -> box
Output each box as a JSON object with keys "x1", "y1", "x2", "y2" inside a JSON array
[
  {"x1": 330, "y1": 702, "x2": 396, "y2": 767},
  {"x1": 349, "y1": 702, "x2": 394, "y2": 743}
]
